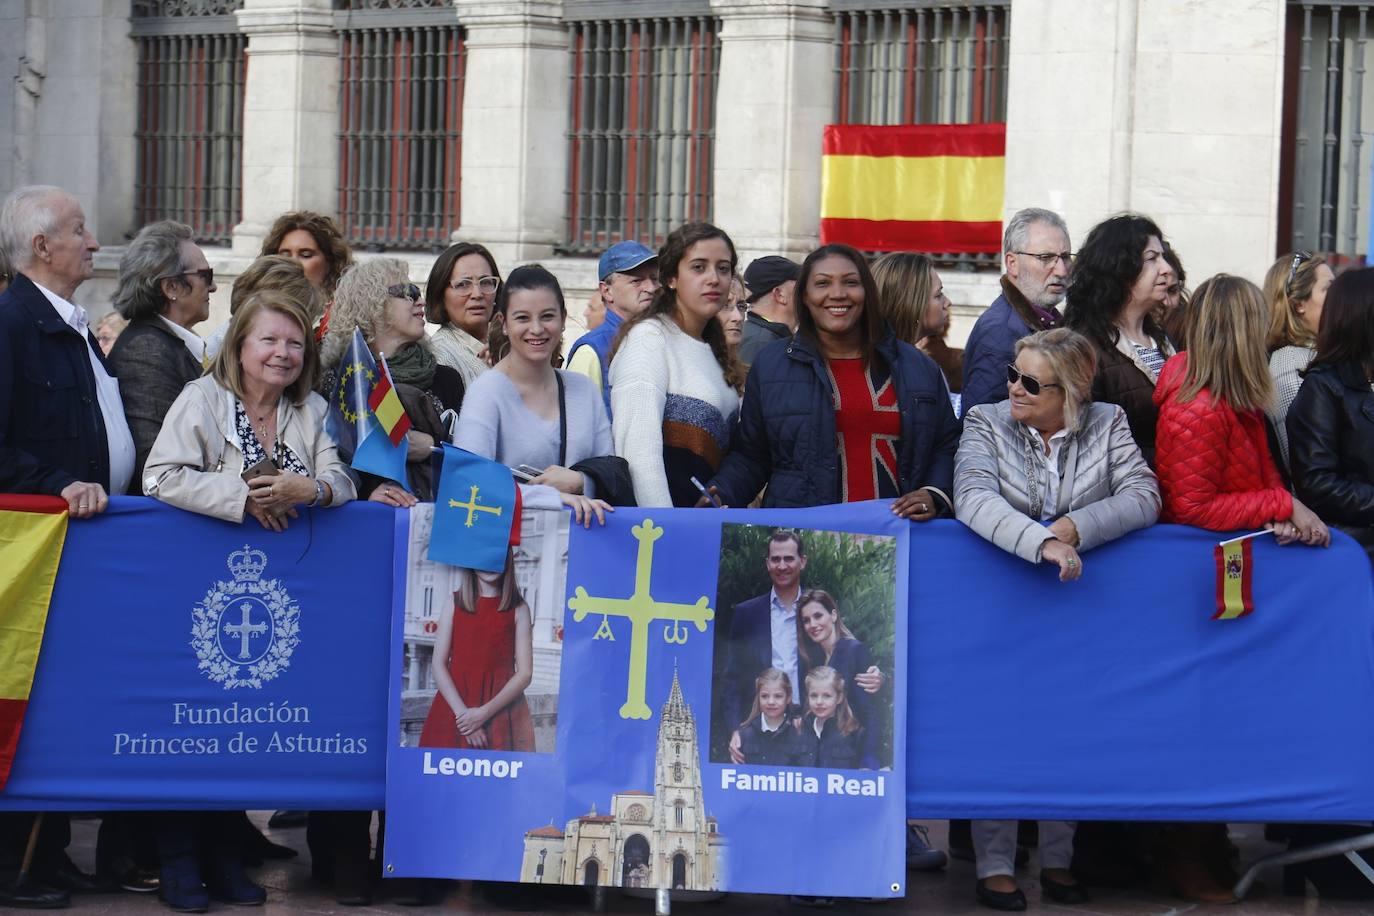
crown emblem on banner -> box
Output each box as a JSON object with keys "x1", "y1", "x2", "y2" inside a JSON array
[
  {"x1": 228, "y1": 545, "x2": 268, "y2": 581},
  {"x1": 193, "y1": 545, "x2": 301, "y2": 689}
]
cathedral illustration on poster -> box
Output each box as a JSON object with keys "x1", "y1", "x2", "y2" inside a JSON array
[{"x1": 519, "y1": 670, "x2": 725, "y2": 890}]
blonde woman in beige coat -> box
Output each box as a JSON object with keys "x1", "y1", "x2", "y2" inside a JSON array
[{"x1": 144, "y1": 290, "x2": 355, "y2": 529}]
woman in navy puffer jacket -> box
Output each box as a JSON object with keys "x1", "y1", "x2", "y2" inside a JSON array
[{"x1": 707, "y1": 244, "x2": 959, "y2": 516}]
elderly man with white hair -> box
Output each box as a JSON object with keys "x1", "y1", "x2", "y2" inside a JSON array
[
  {"x1": 0, "y1": 185, "x2": 134, "y2": 511},
  {"x1": 0, "y1": 186, "x2": 133, "y2": 908}
]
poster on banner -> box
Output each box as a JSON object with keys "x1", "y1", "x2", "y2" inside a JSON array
[{"x1": 383, "y1": 504, "x2": 908, "y2": 898}]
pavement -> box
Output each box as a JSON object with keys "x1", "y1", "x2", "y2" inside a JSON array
[{"x1": 48, "y1": 815, "x2": 1374, "y2": 915}]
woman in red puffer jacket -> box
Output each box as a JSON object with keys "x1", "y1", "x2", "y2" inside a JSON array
[{"x1": 1154, "y1": 274, "x2": 1329, "y2": 545}]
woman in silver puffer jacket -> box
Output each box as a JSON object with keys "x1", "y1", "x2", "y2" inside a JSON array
[{"x1": 952, "y1": 327, "x2": 1160, "y2": 912}]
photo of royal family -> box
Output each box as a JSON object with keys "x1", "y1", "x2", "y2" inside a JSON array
[
  {"x1": 399, "y1": 502, "x2": 569, "y2": 754},
  {"x1": 709, "y1": 525, "x2": 898, "y2": 770}
]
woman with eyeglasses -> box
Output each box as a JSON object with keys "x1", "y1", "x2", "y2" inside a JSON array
[
  {"x1": 1287, "y1": 267, "x2": 1374, "y2": 565},
  {"x1": 1064, "y1": 214, "x2": 1178, "y2": 466},
  {"x1": 1263, "y1": 250, "x2": 1334, "y2": 473},
  {"x1": 953, "y1": 328, "x2": 1157, "y2": 911},
  {"x1": 320, "y1": 258, "x2": 465, "y2": 506},
  {"x1": 107, "y1": 220, "x2": 217, "y2": 489},
  {"x1": 425, "y1": 241, "x2": 502, "y2": 386}
]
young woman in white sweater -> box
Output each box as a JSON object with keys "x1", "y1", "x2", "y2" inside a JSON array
[{"x1": 609, "y1": 223, "x2": 744, "y2": 507}]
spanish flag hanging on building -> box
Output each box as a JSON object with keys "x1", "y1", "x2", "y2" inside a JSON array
[
  {"x1": 820, "y1": 123, "x2": 1006, "y2": 253},
  {"x1": 0, "y1": 495, "x2": 68, "y2": 789},
  {"x1": 1213, "y1": 535, "x2": 1257, "y2": 620}
]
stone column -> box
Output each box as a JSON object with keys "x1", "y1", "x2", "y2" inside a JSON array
[
  {"x1": 709, "y1": 0, "x2": 832, "y2": 264},
  {"x1": 1002, "y1": 0, "x2": 1284, "y2": 280},
  {"x1": 452, "y1": 0, "x2": 567, "y2": 266},
  {"x1": 15, "y1": 0, "x2": 136, "y2": 252},
  {"x1": 232, "y1": 0, "x2": 339, "y2": 256}
]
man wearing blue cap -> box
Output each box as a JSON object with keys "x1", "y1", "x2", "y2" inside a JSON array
[{"x1": 566, "y1": 240, "x2": 658, "y2": 419}]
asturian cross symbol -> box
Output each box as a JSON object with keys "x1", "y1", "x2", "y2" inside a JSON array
[
  {"x1": 224, "y1": 602, "x2": 268, "y2": 659},
  {"x1": 568, "y1": 519, "x2": 713, "y2": 719},
  {"x1": 449, "y1": 484, "x2": 503, "y2": 528}
]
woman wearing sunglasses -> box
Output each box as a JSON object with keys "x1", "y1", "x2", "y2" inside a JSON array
[
  {"x1": 107, "y1": 220, "x2": 217, "y2": 489},
  {"x1": 320, "y1": 258, "x2": 465, "y2": 506},
  {"x1": 425, "y1": 241, "x2": 502, "y2": 386},
  {"x1": 1064, "y1": 214, "x2": 1178, "y2": 466},
  {"x1": 1263, "y1": 250, "x2": 1333, "y2": 474},
  {"x1": 954, "y1": 327, "x2": 1158, "y2": 911}
]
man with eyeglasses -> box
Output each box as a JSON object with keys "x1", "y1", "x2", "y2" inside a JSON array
[
  {"x1": 962, "y1": 208, "x2": 1073, "y2": 412},
  {"x1": 566, "y1": 239, "x2": 659, "y2": 419},
  {"x1": 0, "y1": 185, "x2": 133, "y2": 908}
]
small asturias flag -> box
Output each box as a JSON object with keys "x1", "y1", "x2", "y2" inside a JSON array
[
  {"x1": 820, "y1": 123, "x2": 1005, "y2": 254},
  {"x1": 429, "y1": 445, "x2": 521, "y2": 572},
  {"x1": 327, "y1": 328, "x2": 410, "y2": 490},
  {"x1": 368, "y1": 354, "x2": 413, "y2": 447},
  {"x1": 1213, "y1": 537, "x2": 1256, "y2": 620},
  {"x1": 0, "y1": 495, "x2": 69, "y2": 789}
]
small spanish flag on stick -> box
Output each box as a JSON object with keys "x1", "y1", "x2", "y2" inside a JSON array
[
  {"x1": 368, "y1": 354, "x2": 413, "y2": 447},
  {"x1": 0, "y1": 495, "x2": 69, "y2": 789},
  {"x1": 820, "y1": 123, "x2": 1006, "y2": 253},
  {"x1": 1213, "y1": 530, "x2": 1271, "y2": 620}
]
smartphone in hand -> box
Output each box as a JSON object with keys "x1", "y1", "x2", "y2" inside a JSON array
[{"x1": 241, "y1": 457, "x2": 279, "y2": 483}]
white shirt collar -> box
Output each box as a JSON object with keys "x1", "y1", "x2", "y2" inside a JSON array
[
  {"x1": 33, "y1": 280, "x2": 86, "y2": 332},
  {"x1": 158, "y1": 314, "x2": 207, "y2": 362}
]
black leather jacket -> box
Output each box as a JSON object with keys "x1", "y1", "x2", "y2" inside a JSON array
[{"x1": 1287, "y1": 360, "x2": 1374, "y2": 532}]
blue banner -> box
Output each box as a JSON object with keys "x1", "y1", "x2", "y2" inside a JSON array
[
  {"x1": 3, "y1": 498, "x2": 1374, "y2": 834},
  {"x1": 0, "y1": 497, "x2": 390, "y2": 809}
]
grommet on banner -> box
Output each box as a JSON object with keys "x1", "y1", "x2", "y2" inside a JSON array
[
  {"x1": 386, "y1": 864, "x2": 394, "y2": 874},
  {"x1": 891, "y1": 882, "x2": 902, "y2": 893}
]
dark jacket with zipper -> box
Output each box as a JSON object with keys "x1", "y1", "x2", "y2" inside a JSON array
[
  {"x1": 1287, "y1": 360, "x2": 1374, "y2": 560},
  {"x1": 709, "y1": 329, "x2": 959, "y2": 509}
]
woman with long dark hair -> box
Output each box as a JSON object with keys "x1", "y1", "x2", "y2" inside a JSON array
[
  {"x1": 609, "y1": 222, "x2": 744, "y2": 507},
  {"x1": 706, "y1": 243, "x2": 958, "y2": 515},
  {"x1": 1065, "y1": 214, "x2": 1177, "y2": 464},
  {"x1": 1287, "y1": 267, "x2": 1374, "y2": 564}
]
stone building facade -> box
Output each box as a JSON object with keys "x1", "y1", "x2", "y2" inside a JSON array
[{"x1": 0, "y1": 1, "x2": 1312, "y2": 346}]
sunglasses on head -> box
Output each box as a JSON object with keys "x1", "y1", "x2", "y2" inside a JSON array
[
  {"x1": 1285, "y1": 250, "x2": 1313, "y2": 298},
  {"x1": 387, "y1": 283, "x2": 422, "y2": 303},
  {"x1": 1007, "y1": 364, "x2": 1063, "y2": 396}
]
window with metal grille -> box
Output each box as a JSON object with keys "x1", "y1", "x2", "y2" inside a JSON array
[
  {"x1": 131, "y1": 1, "x2": 247, "y2": 245},
  {"x1": 1280, "y1": 1, "x2": 1372, "y2": 261},
  {"x1": 564, "y1": 9, "x2": 720, "y2": 254},
  {"x1": 832, "y1": 2, "x2": 1009, "y2": 126},
  {"x1": 335, "y1": 1, "x2": 465, "y2": 251}
]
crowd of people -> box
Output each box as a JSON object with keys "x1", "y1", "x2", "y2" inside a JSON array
[{"x1": 0, "y1": 182, "x2": 1372, "y2": 911}]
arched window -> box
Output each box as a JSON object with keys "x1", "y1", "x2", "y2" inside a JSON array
[{"x1": 674, "y1": 800, "x2": 684, "y2": 827}]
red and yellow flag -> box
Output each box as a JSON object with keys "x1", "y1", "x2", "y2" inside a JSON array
[
  {"x1": 368, "y1": 355, "x2": 413, "y2": 447},
  {"x1": 1214, "y1": 538, "x2": 1255, "y2": 620},
  {"x1": 0, "y1": 495, "x2": 68, "y2": 788},
  {"x1": 820, "y1": 123, "x2": 1006, "y2": 253}
]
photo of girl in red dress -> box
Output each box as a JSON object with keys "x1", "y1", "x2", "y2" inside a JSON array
[{"x1": 419, "y1": 548, "x2": 535, "y2": 750}]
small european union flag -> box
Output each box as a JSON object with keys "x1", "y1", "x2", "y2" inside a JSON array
[
  {"x1": 327, "y1": 328, "x2": 410, "y2": 490},
  {"x1": 429, "y1": 445, "x2": 518, "y2": 572}
]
